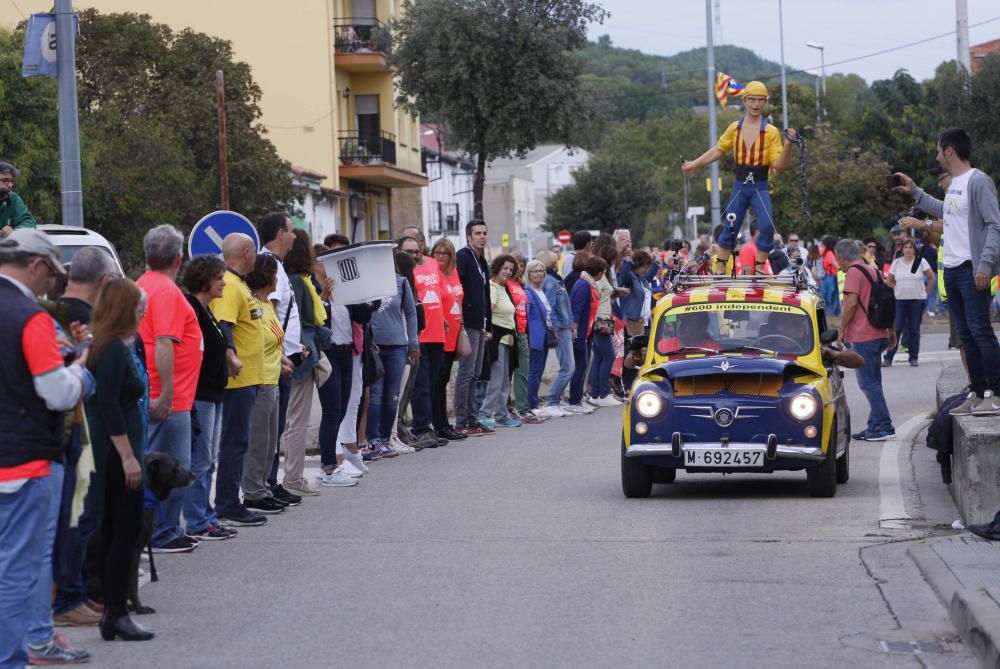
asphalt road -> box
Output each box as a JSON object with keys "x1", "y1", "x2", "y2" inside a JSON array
[{"x1": 60, "y1": 332, "x2": 983, "y2": 668}]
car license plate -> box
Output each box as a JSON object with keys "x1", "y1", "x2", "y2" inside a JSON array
[{"x1": 684, "y1": 449, "x2": 763, "y2": 467}]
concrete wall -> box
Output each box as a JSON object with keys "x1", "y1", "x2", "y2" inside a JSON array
[{"x1": 936, "y1": 365, "x2": 1000, "y2": 524}]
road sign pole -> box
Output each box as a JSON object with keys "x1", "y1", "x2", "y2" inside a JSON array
[{"x1": 55, "y1": 0, "x2": 83, "y2": 227}]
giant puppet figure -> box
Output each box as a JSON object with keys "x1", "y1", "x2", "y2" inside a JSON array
[{"x1": 682, "y1": 81, "x2": 799, "y2": 274}]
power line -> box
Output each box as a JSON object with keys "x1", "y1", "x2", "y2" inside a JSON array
[
  {"x1": 262, "y1": 110, "x2": 333, "y2": 130},
  {"x1": 7, "y1": 0, "x2": 25, "y2": 19}
]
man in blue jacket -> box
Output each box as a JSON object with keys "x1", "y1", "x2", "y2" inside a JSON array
[{"x1": 454, "y1": 220, "x2": 493, "y2": 436}]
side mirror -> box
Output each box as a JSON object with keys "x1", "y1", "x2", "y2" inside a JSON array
[{"x1": 820, "y1": 329, "x2": 839, "y2": 345}]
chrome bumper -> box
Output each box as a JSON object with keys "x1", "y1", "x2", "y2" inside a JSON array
[{"x1": 625, "y1": 442, "x2": 825, "y2": 462}]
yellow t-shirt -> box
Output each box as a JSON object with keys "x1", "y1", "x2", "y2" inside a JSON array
[
  {"x1": 210, "y1": 270, "x2": 264, "y2": 389},
  {"x1": 489, "y1": 281, "x2": 516, "y2": 345},
  {"x1": 717, "y1": 120, "x2": 783, "y2": 167},
  {"x1": 258, "y1": 299, "x2": 284, "y2": 385}
]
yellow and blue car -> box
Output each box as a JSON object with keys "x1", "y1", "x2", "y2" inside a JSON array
[{"x1": 621, "y1": 274, "x2": 850, "y2": 498}]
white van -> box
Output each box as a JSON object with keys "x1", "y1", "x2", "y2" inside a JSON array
[{"x1": 39, "y1": 224, "x2": 125, "y2": 276}]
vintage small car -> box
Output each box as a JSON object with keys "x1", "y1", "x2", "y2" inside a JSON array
[{"x1": 621, "y1": 274, "x2": 850, "y2": 498}]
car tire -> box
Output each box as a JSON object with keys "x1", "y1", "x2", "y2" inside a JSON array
[
  {"x1": 651, "y1": 467, "x2": 677, "y2": 484},
  {"x1": 807, "y1": 419, "x2": 837, "y2": 498},
  {"x1": 621, "y1": 436, "x2": 652, "y2": 498},
  {"x1": 835, "y1": 435, "x2": 850, "y2": 485}
]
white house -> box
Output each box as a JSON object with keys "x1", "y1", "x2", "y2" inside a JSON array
[
  {"x1": 290, "y1": 166, "x2": 342, "y2": 243},
  {"x1": 419, "y1": 124, "x2": 475, "y2": 249}
]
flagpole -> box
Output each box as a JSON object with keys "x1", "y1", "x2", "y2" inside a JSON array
[
  {"x1": 55, "y1": 0, "x2": 83, "y2": 227},
  {"x1": 706, "y1": 0, "x2": 721, "y2": 230}
]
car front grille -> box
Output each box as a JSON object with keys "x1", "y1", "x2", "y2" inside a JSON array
[{"x1": 672, "y1": 374, "x2": 782, "y2": 397}]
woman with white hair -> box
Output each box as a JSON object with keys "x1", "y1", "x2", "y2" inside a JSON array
[
  {"x1": 524, "y1": 258, "x2": 552, "y2": 414},
  {"x1": 536, "y1": 250, "x2": 575, "y2": 418}
]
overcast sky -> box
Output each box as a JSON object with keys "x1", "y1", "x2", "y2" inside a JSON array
[{"x1": 588, "y1": 0, "x2": 1000, "y2": 84}]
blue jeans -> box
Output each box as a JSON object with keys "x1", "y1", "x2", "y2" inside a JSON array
[
  {"x1": 148, "y1": 410, "x2": 192, "y2": 546},
  {"x1": 849, "y1": 338, "x2": 894, "y2": 433},
  {"x1": 569, "y1": 341, "x2": 590, "y2": 406},
  {"x1": 0, "y1": 476, "x2": 50, "y2": 668},
  {"x1": 885, "y1": 298, "x2": 925, "y2": 363},
  {"x1": 589, "y1": 332, "x2": 614, "y2": 399},
  {"x1": 546, "y1": 329, "x2": 575, "y2": 406},
  {"x1": 412, "y1": 343, "x2": 444, "y2": 434},
  {"x1": 27, "y1": 463, "x2": 63, "y2": 647},
  {"x1": 216, "y1": 386, "x2": 256, "y2": 516},
  {"x1": 53, "y1": 427, "x2": 99, "y2": 616},
  {"x1": 317, "y1": 346, "x2": 353, "y2": 468},
  {"x1": 528, "y1": 347, "x2": 547, "y2": 409},
  {"x1": 821, "y1": 274, "x2": 840, "y2": 315},
  {"x1": 366, "y1": 345, "x2": 408, "y2": 440},
  {"x1": 719, "y1": 178, "x2": 775, "y2": 253},
  {"x1": 184, "y1": 400, "x2": 222, "y2": 533},
  {"x1": 944, "y1": 263, "x2": 1000, "y2": 396}
]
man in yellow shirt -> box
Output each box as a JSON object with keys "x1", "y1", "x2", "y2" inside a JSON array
[
  {"x1": 682, "y1": 81, "x2": 798, "y2": 274},
  {"x1": 210, "y1": 233, "x2": 268, "y2": 527}
]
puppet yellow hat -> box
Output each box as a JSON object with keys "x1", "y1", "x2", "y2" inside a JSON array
[{"x1": 743, "y1": 80, "x2": 768, "y2": 97}]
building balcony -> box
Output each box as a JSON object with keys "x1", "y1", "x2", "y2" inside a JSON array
[
  {"x1": 333, "y1": 19, "x2": 390, "y2": 72},
  {"x1": 338, "y1": 130, "x2": 427, "y2": 188},
  {"x1": 430, "y1": 202, "x2": 461, "y2": 235}
]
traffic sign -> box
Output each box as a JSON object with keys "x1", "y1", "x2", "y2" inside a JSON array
[
  {"x1": 557, "y1": 229, "x2": 572, "y2": 244},
  {"x1": 188, "y1": 210, "x2": 259, "y2": 258}
]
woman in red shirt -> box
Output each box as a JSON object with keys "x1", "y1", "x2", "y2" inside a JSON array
[
  {"x1": 507, "y1": 255, "x2": 540, "y2": 423},
  {"x1": 820, "y1": 235, "x2": 841, "y2": 315},
  {"x1": 430, "y1": 239, "x2": 467, "y2": 441}
]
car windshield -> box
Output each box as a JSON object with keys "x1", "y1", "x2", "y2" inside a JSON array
[
  {"x1": 654, "y1": 303, "x2": 814, "y2": 357},
  {"x1": 54, "y1": 244, "x2": 118, "y2": 267}
]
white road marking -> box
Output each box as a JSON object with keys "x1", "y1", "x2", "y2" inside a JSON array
[
  {"x1": 205, "y1": 225, "x2": 225, "y2": 249},
  {"x1": 878, "y1": 413, "x2": 927, "y2": 529}
]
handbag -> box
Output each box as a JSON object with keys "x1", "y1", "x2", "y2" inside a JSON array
[
  {"x1": 594, "y1": 317, "x2": 614, "y2": 336},
  {"x1": 456, "y1": 326, "x2": 473, "y2": 359},
  {"x1": 362, "y1": 337, "x2": 385, "y2": 388},
  {"x1": 545, "y1": 327, "x2": 558, "y2": 349},
  {"x1": 312, "y1": 352, "x2": 332, "y2": 388}
]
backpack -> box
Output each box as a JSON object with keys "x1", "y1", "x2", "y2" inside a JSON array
[{"x1": 848, "y1": 264, "x2": 895, "y2": 329}]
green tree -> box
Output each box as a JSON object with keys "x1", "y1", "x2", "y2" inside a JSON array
[
  {"x1": 545, "y1": 155, "x2": 661, "y2": 240},
  {"x1": 388, "y1": 0, "x2": 608, "y2": 220}
]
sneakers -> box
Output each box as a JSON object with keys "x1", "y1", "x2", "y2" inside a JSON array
[
  {"x1": 344, "y1": 451, "x2": 370, "y2": 474},
  {"x1": 972, "y1": 390, "x2": 1000, "y2": 416},
  {"x1": 514, "y1": 412, "x2": 543, "y2": 424},
  {"x1": 191, "y1": 525, "x2": 237, "y2": 541},
  {"x1": 336, "y1": 460, "x2": 365, "y2": 478},
  {"x1": 272, "y1": 485, "x2": 302, "y2": 506},
  {"x1": 479, "y1": 419, "x2": 497, "y2": 429},
  {"x1": 150, "y1": 536, "x2": 197, "y2": 554},
  {"x1": 28, "y1": 632, "x2": 91, "y2": 665},
  {"x1": 563, "y1": 403, "x2": 594, "y2": 415},
  {"x1": 882, "y1": 358, "x2": 892, "y2": 367},
  {"x1": 494, "y1": 417, "x2": 522, "y2": 427},
  {"x1": 857, "y1": 429, "x2": 896, "y2": 442},
  {"x1": 851, "y1": 430, "x2": 869, "y2": 441},
  {"x1": 360, "y1": 445, "x2": 382, "y2": 462},
  {"x1": 321, "y1": 469, "x2": 359, "y2": 487},
  {"x1": 389, "y1": 435, "x2": 413, "y2": 452},
  {"x1": 244, "y1": 497, "x2": 286, "y2": 514},
  {"x1": 908, "y1": 360, "x2": 919, "y2": 367},
  {"x1": 476, "y1": 421, "x2": 496, "y2": 435},
  {"x1": 282, "y1": 478, "x2": 321, "y2": 496},
  {"x1": 218, "y1": 507, "x2": 268, "y2": 527},
  {"x1": 539, "y1": 405, "x2": 568, "y2": 418},
  {"x1": 53, "y1": 603, "x2": 101, "y2": 627},
  {"x1": 378, "y1": 438, "x2": 402, "y2": 456},
  {"x1": 590, "y1": 395, "x2": 622, "y2": 407},
  {"x1": 950, "y1": 391, "x2": 979, "y2": 416},
  {"x1": 456, "y1": 424, "x2": 484, "y2": 437}
]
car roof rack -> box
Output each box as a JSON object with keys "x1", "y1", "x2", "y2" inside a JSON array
[{"x1": 671, "y1": 267, "x2": 814, "y2": 294}]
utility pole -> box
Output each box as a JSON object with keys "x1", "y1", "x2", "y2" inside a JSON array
[
  {"x1": 778, "y1": 0, "x2": 788, "y2": 130},
  {"x1": 216, "y1": 70, "x2": 230, "y2": 210},
  {"x1": 705, "y1": 0, "x2": 721, "y2": 229},
  {"x1": 956, "y1": 0, "x2": 971, "y2": 73},
  {"x1": 55, "y1": 0, "x2": 83, "y2": 227}
]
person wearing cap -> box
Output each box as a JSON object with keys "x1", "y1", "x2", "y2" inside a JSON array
[
  {"x1": 0, "y1": 162, "x2": 37, "y2": 237},
  {"x1": 682, "y1": 81, "x2": 799, "y2": 275},
  {"x1": 0, "y1": 229, "x2": 94, "y2": 666}
]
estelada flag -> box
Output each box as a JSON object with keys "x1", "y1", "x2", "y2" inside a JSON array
[{"x1": 715, "y1": 72, "x2": 747, "y2": 108}]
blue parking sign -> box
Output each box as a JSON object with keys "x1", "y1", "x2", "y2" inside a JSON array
[{"x1": 188, "y1": 211, "x2": 259, "y2": 258}]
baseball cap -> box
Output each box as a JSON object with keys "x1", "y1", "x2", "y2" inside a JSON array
[
  {"x1": 890, "y1": 224, "x2": 904, "y2": 234},
  {"x1": 0, "y1": 229, "x2": 66, "y2": 274}
]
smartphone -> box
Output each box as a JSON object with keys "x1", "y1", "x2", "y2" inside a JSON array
[{"x1": 885, "y1": 174, "x2": 902, "y2": 189}]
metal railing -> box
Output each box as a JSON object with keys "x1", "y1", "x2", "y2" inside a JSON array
[
  {"x1": 333, "y1": 18, "x2": 389, "y2": 54},
  {"x1": 338, "y1": 130, "x2": 397, "y2": 166}
]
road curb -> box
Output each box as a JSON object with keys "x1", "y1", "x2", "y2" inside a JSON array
[{"x1": 908, "y1": 540, "x2": 1000, "y2": 668}]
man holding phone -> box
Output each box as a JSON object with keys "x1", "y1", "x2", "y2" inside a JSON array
[{"x1": 895, "y1": 127, "x2": 1000, "y2": 416}]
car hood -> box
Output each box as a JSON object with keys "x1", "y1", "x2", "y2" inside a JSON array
[{"x1": 647, "y1": 355, "x2": 816, "y2": 380}]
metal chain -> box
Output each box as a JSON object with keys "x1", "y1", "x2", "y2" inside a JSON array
[{"x1": 784, "y1": 130, "x2": 810, "y2": 220}]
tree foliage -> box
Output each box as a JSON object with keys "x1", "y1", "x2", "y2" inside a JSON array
[
  {"x1": 388, "y1": 0, "x2": 608, "y2": 221},
  {"x1": 0, "y1": 12, "x2": 293, "y2": 271},
  {"x1": 545, "y1": 155, "x2": 661, "y2": 241}
]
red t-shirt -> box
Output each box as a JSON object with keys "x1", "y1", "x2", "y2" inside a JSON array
[
  {"x1": 822, "y1": 249, "x2": 838, "y2": 277},
  {"x1": 413, "y1": 261, "x2": 446, "y2": 344},
  {"x1": 438, "y1": 264, "x2": 463, "y2": 352},
  {"x1": 137, "y1": 272, "x2": 204, "y2": 412},
  {"x1": 509, "y1": 281, "x2": 528, "y2": 334},
  {"x1": 843, "y1": 262, "x2": 886, "y2": 343},
  {"x1": 0, "y1": 311, "x2": 64, "y2": 482}
]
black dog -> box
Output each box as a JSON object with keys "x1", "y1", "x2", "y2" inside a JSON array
[{"x1": 129, "y1": 452, "x2": 195, "y2": 614}]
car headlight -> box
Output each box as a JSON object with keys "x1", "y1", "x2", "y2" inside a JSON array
[
  {"x1": 634, "y1": 391, "x2": 663, "y2": 418},
  {"x1": 789, "y1": 393, "x2": 817, "y2": 421}
]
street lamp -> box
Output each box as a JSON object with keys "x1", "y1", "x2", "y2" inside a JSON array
[
  {"x1": 806, "y1": 41, "x2": 825, "y2": 95},
  {"x1": 807, "y1": 69, "x2": 820, "y2": 125}
]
